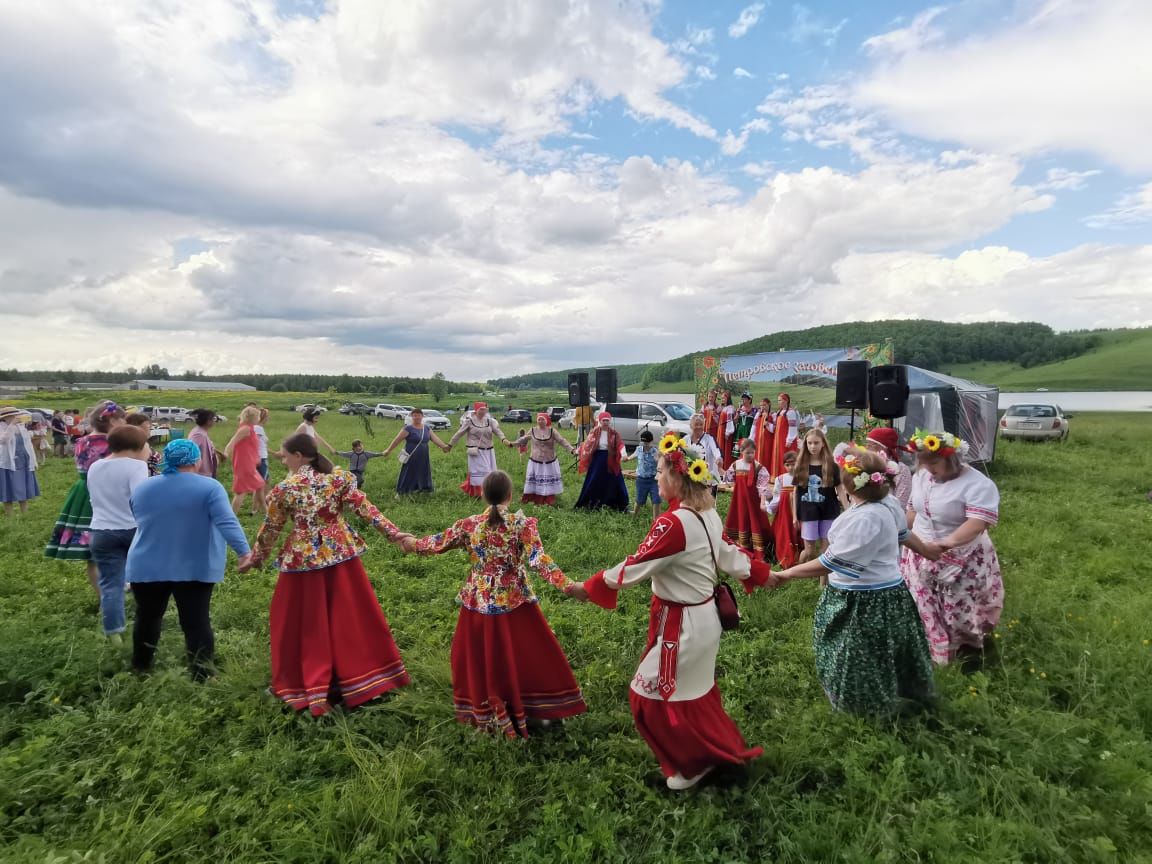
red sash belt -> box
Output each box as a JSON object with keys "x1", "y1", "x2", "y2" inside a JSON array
[{"x1": 648, "y1": 594, "x2": 712, "y2": 702}]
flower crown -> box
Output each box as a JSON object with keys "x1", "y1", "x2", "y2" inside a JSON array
[
  {"x1": 836, "y1": 450, "x2": 899, "y2": 492},
  {"x1": 905, "y1": 428, "x2": 969, "y2": 458},
  {"x1": 658, "y1": 433, "x2": 716, "y2": 485}
]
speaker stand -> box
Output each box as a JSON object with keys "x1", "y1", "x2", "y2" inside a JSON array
[{"x1": 849, "y1": 408, "x2": 856, "y2": 440}]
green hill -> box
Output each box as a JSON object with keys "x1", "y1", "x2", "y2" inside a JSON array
[{"x1": 945, "y1": 328, "x2": 1152, "y2": 390}]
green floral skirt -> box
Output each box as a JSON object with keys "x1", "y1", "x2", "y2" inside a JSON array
[{"x1": 813, "y1": 584, "x2": 936, "y2": 715}]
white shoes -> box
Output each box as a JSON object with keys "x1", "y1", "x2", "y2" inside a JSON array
[{"x1": 666, "y1": 767, "x2": 712, "y2": 790}]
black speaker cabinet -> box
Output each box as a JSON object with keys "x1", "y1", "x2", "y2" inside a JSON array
[
  {"x1": 835, "y1": 360, "x2": 870, "y2": 409},
  {"x1": 868, "y1": 364, "x2": 910, "y2": 419},
  {"x1": 595, "y1": 367, "x2": 618, "y2": 404},
  {"x1": 567, "y1": 372, "x2": 590, "y2": 407}
]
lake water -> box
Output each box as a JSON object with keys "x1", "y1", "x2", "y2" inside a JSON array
[{"x1": 998, "y1": 391, "x2": 1152, "y2": 412}]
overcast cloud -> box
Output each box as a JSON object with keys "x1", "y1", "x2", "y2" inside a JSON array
[{"x1": 0, "y1": 0, "x2": 1148, "y2": 379}]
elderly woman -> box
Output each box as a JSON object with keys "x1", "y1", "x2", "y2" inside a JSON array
[
  {"x1": 899, "y1": 430, "x2": 1002, "y2": 665},
  {"x1": 574, "y1": 434, "x2": 776, "y2": 789},
  {"x1": 448, "y1": 401, "x2": 508, "y2": 497},
  {"x1": 510, "y1": 412, "x2": 577, "y2": 505},
  {"x1": 687, "y1": 412, "x2": 722, "y2": 485},
  {"x1": 0, "y1": 407, "x2": 40, "y2": 515},
  {"x1": 574, "y1": 411, "x2": 629, "y2": 511},
  {"x1": 243, "y1": 433, "x2": 413, "y2": 716},
  {"x1": 125, "y1": 439, "x2": 252, "y2": 679},
  {"x1": 776, "y1": 447, "x2": 936, "y2": 714}
]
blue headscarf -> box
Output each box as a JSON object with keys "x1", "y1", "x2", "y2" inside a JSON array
[{"x1": 161, "y1": 439, "x2": 201, "y2": 474}]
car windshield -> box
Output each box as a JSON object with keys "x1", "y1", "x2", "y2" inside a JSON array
[
  {"x1": 423, "y1": 410, "x2": 443, "y2": 417},
  {"x1": 1007, "y1": 404, "x2": 1057, "y2": 418},
  {"x1": 660, "y1": 403, "x2": 695, "y2": 421}
]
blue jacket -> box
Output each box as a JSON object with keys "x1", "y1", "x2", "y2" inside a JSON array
[{"x1": 126, "y1": 472, "x2": 250, "y2": 584}]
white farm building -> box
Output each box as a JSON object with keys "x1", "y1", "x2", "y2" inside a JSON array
[{"x1": 128, "y1": 379, "x2": 257, "y2": 392}]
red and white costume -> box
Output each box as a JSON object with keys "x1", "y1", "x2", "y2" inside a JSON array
[
  {"x1": 769, "y1": 403, "x2": 801, "y2": 478},
  {"x1": 722, "y1": 457, "x2": 773, "y2": 559},
  {"x1": 752, "y1": 407, "x2": 774, "y2": 469},
  {"x1": 716, "y1": 403, "x2": 737, "y2": 470},
  {"x1": 585, "y1": 503, "x2": 773, "y2": 780}
]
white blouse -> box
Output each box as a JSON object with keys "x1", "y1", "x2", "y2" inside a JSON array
[
  {"x1": 819, "y1": 502, "x2": 903, "y2": 591},
  {"x1": 909, "y1": 466, "x2": 1000, "y2": 539}
]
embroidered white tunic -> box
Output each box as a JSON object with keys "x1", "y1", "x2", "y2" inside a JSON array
[
  {"x1": 909, "y1": 466, "x2": 1000, "y2": 539},
  {"x1": 591, "y1": 507, "x2": 763, "y2": 702},
  {"x1": 819, "y1": 502, "x2": 903, "y2": 591}
]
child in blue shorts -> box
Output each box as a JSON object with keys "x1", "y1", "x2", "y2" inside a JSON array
[{"x1": 622, "y1": 429, "x2": 662, "y2": 520}]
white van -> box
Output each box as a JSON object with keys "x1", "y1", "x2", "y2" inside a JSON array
[
  {"x1": 605, "y1": 401, "x2": 695, "y2": 446},
  {"x1": 148, "y1": 406, "x2": 191, "y2": 423}
]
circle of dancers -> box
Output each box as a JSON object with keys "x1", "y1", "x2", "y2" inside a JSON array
[{"x1": 18, "y1": 395, "x2": 1002, "y2": 793}]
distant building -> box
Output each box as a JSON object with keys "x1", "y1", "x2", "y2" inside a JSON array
[
  {"x1": 128, "y1": 379, "x2": 257, "y2": 392},
  {"x1": 0, "y1": 381, "x2": 127, "y2": 392}
]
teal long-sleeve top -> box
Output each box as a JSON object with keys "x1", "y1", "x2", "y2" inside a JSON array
[{"x1": 126, "y1": 472, "x2": 250, "y2": 584}]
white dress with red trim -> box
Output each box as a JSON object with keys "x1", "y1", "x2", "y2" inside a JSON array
[{"x1": 585, "y1": 504, "x2": 773, "y2": 779}]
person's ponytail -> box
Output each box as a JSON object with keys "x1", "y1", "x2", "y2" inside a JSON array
[
  {"x1": 482, "y1": 470, "x2": 513, "y2": 526},
  {"x1": 282, "y1": 433, "x2": 334, "y2": 474}
]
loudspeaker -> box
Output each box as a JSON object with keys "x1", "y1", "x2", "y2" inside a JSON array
[
  {"x1": 868, "y1": 364, "x2": 910, "y2": 419},
  {"x1": 568, "y1": 372, "x2": 590, "y2": 407},
  {"x1": 595, "y1": 367, "x2": 618, "y2": 404},
  {"x1": 835, "y1": 360, "x2": 870, "y2": 409}
]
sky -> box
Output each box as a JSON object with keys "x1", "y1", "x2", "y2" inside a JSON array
[{"x1": 0, "y1": 0, "x2": 1149, "y2": 380}]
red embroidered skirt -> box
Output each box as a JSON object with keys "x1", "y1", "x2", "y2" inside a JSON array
[
  {"x1": 629, "y1": 686, "x2": 763, "y2": 779},
  {"x1": 451, "y1": 603, "x2": 586, "y2": 738},
  {"x1": 269, "y1": 557, "x2": 410, "y2": 716}
]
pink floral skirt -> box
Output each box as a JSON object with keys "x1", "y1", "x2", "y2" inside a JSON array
[{"x1": 900, "y1": 533, "x2": 1002, "y2": 665}]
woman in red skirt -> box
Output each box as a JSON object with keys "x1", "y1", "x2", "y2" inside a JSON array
[
  {"x1": 401, "y1": 470, "x2": 588, "y2": 738},
  {"x1": 242, "y1": 433, "x2": 413, "y2": 716},
  {"x1": 574, "y1": 434, "x2": 777, "y2": 790},
  {"x1": 720, "y1": 438, "x2": 774, "y2": 560}
]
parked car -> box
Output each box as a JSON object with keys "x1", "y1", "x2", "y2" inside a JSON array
[
  {"x1": 374, "y1": 403, "x2": 410, "y2": 419},
  {"x1": 501, "y1": 409, "x2": 533, "y2": 424},
  {"x1": 544, "y1": 406, "x2": 567, "y2": 423},
  {"x1": 605, "y1": 401, "x2": 695, "y2": 446},
  {"x1": 339, "y1": 402, "x2": 374, "y2": 415},
  {"x1": 559, "y1": 408, "x2": 576, "y2": 430},
  {"x1": 402, "y1": 408, "x2": 451, "y2": 430},
  {"x1": 294, "y1": 404, "x2": 327, "y2": 413},
  {"x1": 999, "y1": 403, "x2": 1070, "y2": 441}
]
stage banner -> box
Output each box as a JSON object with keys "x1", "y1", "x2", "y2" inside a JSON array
[{"x1": 694, "y1": 341, "x2": 894, "y2": 406}]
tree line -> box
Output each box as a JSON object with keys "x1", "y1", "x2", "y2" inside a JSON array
[{"x1": 0, "y1": 367, "x2": 482, "y2": 396}]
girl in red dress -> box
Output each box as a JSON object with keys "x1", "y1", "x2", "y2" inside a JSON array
[
  {"x1": 720, "y1": 438, "x2": 774, "y2": 560},
  {"x1": 224, "y1": 406, "x2": 267, "y2": 515},
  {"x1": 767, "y1": 450, "x2": 800, "y2": 568},
  {"x1": 401, "y1": 470, "x2": 588, "y2": 738}
]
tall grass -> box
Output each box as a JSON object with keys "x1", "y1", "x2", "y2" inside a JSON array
[{"x1": 1, "y1": 398, "x2": 1151, "y2": 862}]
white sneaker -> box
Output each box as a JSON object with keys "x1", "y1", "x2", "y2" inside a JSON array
[{"x1": 665, "y1": 767, "x2": 712, "y2": 791}]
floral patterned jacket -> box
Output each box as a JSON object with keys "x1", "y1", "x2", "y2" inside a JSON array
[
  {"x1": 413, "y1": 506, "x2": 570, "y2": 614},
  {"x1": 251, "y1": 465, "x2": 402, "y2": 572}
]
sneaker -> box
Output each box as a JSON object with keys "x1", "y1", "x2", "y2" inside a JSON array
[{"x1": 665, "y1": 767, "x2": 713, "y2": 791}]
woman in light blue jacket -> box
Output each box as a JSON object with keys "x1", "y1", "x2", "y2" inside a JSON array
[{"x1": 126, "y1": 439, "x2": 251, "y2": 679}]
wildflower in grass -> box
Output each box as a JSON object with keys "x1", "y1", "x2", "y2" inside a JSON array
[{"x1": 1039, "y1": 672, "x2": 1047, "y2": 679}]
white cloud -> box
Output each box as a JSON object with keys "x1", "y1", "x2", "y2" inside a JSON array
[
  {"x1": 855, "y1": 0, "x2": 1152, "y2": 172},
  {"x1": 1038, "y1": 168, "x2": 1102, "y2": 192},
  {"x1": 1085, "y1": 182, "x2": 1152, "y2": 228},
  {"x1": 862, "y1": 7, "x2": 945, "y2": 56},
  {"x1": 787, "y1": 5, "x2": 848, "y2": 49},
  {"x1": 696, "y1": 65, "x2": 717, "y2": 81},
  {"x1": 719, "y1": 119, "x2": 772, "y2": 156},
  {"x1": 728, "y1": 3, "x2": 766, "y2": 39},
  {"x1": 733, "y1": 67, "x2": 755, "y2": 79}
]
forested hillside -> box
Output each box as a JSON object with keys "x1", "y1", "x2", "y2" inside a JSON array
[{"x1": 492, "y1": 320, "x2": 1102, "y2": 390}]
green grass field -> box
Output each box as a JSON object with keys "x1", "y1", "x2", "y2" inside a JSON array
[{"x1": 2, "y1": 394, "x2": 1152, "y2": 863}]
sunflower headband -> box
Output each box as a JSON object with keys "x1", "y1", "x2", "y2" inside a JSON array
[
  {"x1": 835, "y1": 451, "x2": 899, "y2": 491},
  {"x1": 905, "y1": 428, "x2": 969, "y2": 458},
  {"x1": 658, "y1": 433, "x2": 716, "y2": 485}
]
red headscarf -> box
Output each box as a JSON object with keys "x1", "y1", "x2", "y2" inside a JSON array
[
  {"x1": 536, "y1": 412, "x2": 551, "y2": 426},
  {"x1": 866, "y1": 426, "x2": 899, "y2": 458},
  {"x1": 473, "y1": 401, "x2": 487, "y2": 412}
]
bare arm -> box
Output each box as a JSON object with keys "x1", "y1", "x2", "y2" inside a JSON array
[
  {"x1": 429, "y1": 431, "x2": 450, "y2": 452},
  {"x1": 938, "y1": 517, "x2": 990, "y2": 550},
  {"x1": 380, "y1": 428, "x2": 408, "y2": 458}
]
